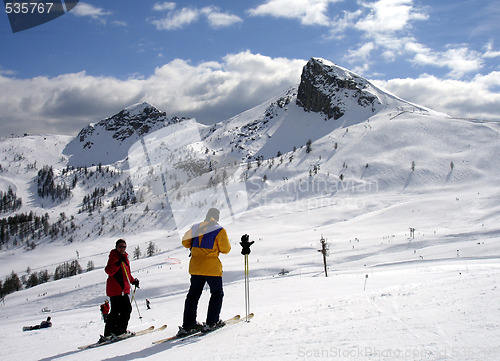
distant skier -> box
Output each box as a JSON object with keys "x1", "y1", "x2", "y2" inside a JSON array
[
  {"x1": 177, "y1": 208, "x2": 231, "y2": 336},
  {"x1": 102, "y1": 239, "x2": 139, "y2": 340},
  {"x1": 146, "y1": 299, "x2": 151, "y2": 310},
  {"x1": 23, "y1": 317, "x2": 52, "y2": 331},
  {"x1": 100, "y1": 299, "x2": 110, "y2": 322},
  {"x1": 40, "y1": 316, "x2": 52, "y2": 328}
]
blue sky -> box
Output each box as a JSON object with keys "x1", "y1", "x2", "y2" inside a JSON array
[{"x1": 1, "y1": 0, "x2": 499, "y2": 135}]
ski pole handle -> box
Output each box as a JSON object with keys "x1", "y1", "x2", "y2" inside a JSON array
[{"x1": 240, "y1": 234, "x2": 254, "y2": 255}]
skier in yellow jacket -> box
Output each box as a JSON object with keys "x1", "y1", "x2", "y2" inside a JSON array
[{"x1": 178, "y1": 208, "x2": 231, "y2": 335}]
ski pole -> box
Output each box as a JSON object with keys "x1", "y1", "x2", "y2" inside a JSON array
[
  {"x1": 130, "y1": 284, "x2": 137, "y2": 303},
  {"x1": 244, "y1": 253, "x2": 250, "y2": 322},
  {"x1": 131, "y1": 286, "x2": 143, "y2": 320},
  {"x1": 240, "y1": 234, "x2": 254, "y2": 322}
]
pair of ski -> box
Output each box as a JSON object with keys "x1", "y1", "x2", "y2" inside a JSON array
[
  {"x1": 78, "y1": 324, "x2": 167, "y2": 349},
  {"x1": 152, "y1": 313, "x2": 254, "y2": 345},
  {"x1": 78, "y1": 313, "x2": 253, "y2": 349}
]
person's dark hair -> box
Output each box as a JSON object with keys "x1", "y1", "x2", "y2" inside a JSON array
[
  {"x1": 205, "y1": 208, "x2": 220, "y2": 222},
  {"x1": 116, "y1": 239, "x2": 126, "y2": 247}
]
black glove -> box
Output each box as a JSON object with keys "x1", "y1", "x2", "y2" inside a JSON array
[
  {"x1": 240, "y1": 234, "x2": 254, "y2": 255},
  {"x1": 115, "y1": 255, "x2": 126, "y2": 266},
  {"x1": 132, "y1": 278, "x2": 140, "y2": 288}
]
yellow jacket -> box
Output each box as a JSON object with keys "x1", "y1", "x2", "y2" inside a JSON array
[{"x1": 182, "y1": 220, "x2": 231, "y2": 277}]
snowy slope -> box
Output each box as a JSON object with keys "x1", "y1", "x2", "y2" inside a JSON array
[
  {"x1": 1, "y1": 58, "x2": 500, "y2": 360},
  {"x1": 1, "y1": 200, "x2": 499, "y2": 361}
]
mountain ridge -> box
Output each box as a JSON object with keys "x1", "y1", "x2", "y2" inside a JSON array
[
  {"x1": 1, "y1": 57, "x2": 499, "y2": 259},
  {"x1": 61, "y1": 58, "x2": 444, "y2": 167}
]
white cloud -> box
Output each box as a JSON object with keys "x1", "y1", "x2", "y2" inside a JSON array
[
  {"x1": 344, "y1": 42, "x2": 375, "y2": 64},
  {"x1": 1, "y1": 51, "x2": 499, "y2": 137},
  {"x1": 330, "y1": 1, "x2": 429, "y2": 72},
  {"x1": 142, "y1": 51, "x2": 304, "y2": 117},
  {"x1": 151, "y1": 7, "x2": 200, "y2": 30},
  {"x1": 112, "y1": 20, "x2": 128, "y2": 27},
  {"x1": 0, "y1": 66, "x2": 16, "y2": 76},
  {"x1": 0, "y1": 52, "x2": 305, "y2": 135},
  {"x1": 2, "y1": 50, "x2": 499, "y2": 138},
  {"x1": 335, "y1": 1, "x2": 487, "y2": 79},
  {"x1": 248, "y1": 0, "x2": 341, "y2": 26},
  {"x1": 351, "y1": 0, "x2": 429, "y2": 64},
  {"x1": 72, "y1": 2, "x2": 111, "y2": 21},
  {"x1": 410, "y1": 45, "x2": 483, "y2": 79},
  {"x1": 355, "y1": 0, "x2": 428, "y2": 35},
  {"x1": 376, "y1": 72, "x2": 500, "y2": 121},
  {"x1": 247, "y1": 0, "x2": 483, "y2": 80},
  {"x1": 327, "y1": 9, "x2": 362, "y2": 39},
  {"x1": 483, "y1": 41, "x2": 500, "y2": 59},
  {"x1": 202, "y1": 7, "x2": 243, "y2": 28},
  {"x1": 246, "y1": 0, "x2": 492, "y2": 81},
  {"x1": 151, "y1": 5, "x2": 241, "y2": 30},
  {"x1": 153, "y1": 2, "x2": 176, "y2": 12}
]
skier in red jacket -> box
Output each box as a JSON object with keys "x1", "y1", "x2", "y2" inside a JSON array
[{"x1": 102, "y1": 239, "x2": 139, "y2": 338}]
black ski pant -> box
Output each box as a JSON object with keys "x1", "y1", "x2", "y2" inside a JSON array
[
  {"x1": 183, "y1": 275, "x2": 224, "y2": 328},
  {"x1": 104, "y1": 294, "x2": 132, "y2": 336}
]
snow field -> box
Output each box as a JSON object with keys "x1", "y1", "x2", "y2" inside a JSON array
[{"x1": 1, "y1": 180, "x2": 500, "y2": 360}]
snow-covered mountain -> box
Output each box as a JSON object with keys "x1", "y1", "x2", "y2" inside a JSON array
[
  {"x1": 1, "y1": 55, "x2": 499, "y2": 266},
  {"x1": 1, "y1": 58, "x2": 500, "y2": 361},
  {"x1": 63, "y1": 102, "x2": 190, "y2": 166},
  {"x1": 192, "y1": 57, "x2": 447, "y2": 166}
]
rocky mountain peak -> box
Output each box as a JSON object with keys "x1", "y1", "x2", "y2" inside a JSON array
[
  {"x1": 64, "y1": 102, "x2": 187, "y2": 166},
  {"x1": 296, "y1": 58, "x2": 381, "y2": 120},
  {"x1": 78, "y1": 102, "x2": 169, "y2": 143}
]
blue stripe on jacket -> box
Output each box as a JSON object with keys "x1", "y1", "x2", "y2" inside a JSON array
[{"x1": 191, "y1": 222, "x2": 222, "y2": 249}]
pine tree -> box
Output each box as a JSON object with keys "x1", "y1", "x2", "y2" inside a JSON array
[
  {"x1": 26, "y1": 273, "x2": 39, "y2": 288},
  {"x1": 306, "y1": 139, "x2": 312, "y2": 153},
  {"x1": 134, "y1": 246, "x2": 142, "y2": 260},
  {"x1": 69, "y1": 260, "x2": 82, "y2": 276},
  {"x1": 37, "y1": 166, "x2": 71, "y2": 201},
  {"x1": 0, "y1": 187, "x2": 22, "y2": 213},
  {"x1": 147, "y1": 241, "x2": 156, "y2": 257},
  {"x1": 38, "y1": 270, "x2": 49, "y2": 283},
  {"x1": 3, "y1": 271, "x2": 22, "y2": 295}
]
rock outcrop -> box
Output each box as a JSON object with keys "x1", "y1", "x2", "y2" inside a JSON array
[{"x1": 296, "y1": 58, "x2": 381, "y2": 119}]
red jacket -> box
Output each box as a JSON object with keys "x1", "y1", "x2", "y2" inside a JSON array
[{"x1": 105, "y1": 249, "x2": 135, "y2": 297}]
